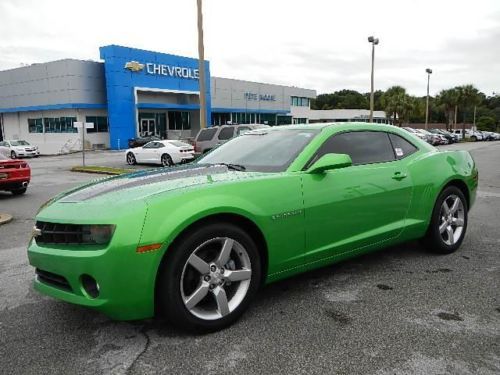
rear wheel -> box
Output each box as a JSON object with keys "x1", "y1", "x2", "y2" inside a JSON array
[
  {"x1": 126, "y1": 152, "x2": 136, "y2": 165},
  {"x1": 161, "y1": 154, "x2": 173, "y2": 167},
  {"x1": 471, "y1": 136, "x2": 477, "y2": 142},
  {"x1": 157, "y1": 222, "x2": 261, "y2": 332},
  {"x1": 423, "y1": 186, "x2": 468, "y2": 254},
  {"x1": 11, "y1": 187, "x2": 27, "y2": 195}
]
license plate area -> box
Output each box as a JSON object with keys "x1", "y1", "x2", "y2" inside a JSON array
[{"x1": 0, "y1": 173, "x2": 8, "y2": 179}]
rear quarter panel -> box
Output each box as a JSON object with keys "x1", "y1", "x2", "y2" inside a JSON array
[{"x1": 403, "y1": 149, "x2": 477, "y2": 239}]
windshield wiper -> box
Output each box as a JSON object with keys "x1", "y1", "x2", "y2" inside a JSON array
[{"x1": 214, "y1": 163, "x2": 246, "y2": 171}]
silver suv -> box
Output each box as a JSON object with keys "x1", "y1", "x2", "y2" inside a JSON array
[{"x1": 194, "y1": 124, "x2": 269, "y2": 154}]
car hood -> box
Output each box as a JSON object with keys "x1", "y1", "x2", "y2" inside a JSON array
[{"x1": 51, "y1": 164, "x2": 270, "y2": 205}]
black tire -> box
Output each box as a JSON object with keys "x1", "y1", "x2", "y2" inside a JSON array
[
  {"x1": 11, "y1": 187, "x2": 27, "y2": 195},
  {"x1": 422, "y1": 186, "x2": 468, "y2": 254},
  {"x1": 126, "y1": 152, "x2": 136, "y2": 165},
  {"x1": 161, "y1": 154, "x2": 173, "y2": 167},
  {"x1": 471, "y1": 136, "x2": 477, "y2": 142},
  {"x1": 10, "y1": 151, "x2": 16, "y2": 159},
  {"x1": 157, "y1": 222, "x2": 262, "y2": 332}
]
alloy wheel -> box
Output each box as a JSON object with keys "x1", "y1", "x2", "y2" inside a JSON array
[
  {"x1": 180, "y1": 237, "x2": 252, "y2": 320},
  {"x1": 438, "y1": 194, "x2": 465, "y2": 245},
  {"x1": 161, "y1": 155, "x2": 173, "y2": 167},
  {"x1": 126, "y1": 153, "x2": 135, "y2": 165}
]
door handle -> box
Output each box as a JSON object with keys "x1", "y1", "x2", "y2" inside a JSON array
[{"x1": 392, "y1": 172, "x2": 408, "y2": 180}]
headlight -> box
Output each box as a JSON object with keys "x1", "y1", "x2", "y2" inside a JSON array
[{"x1": 82, "y1": 225, "x2": 116, "y2": 245}]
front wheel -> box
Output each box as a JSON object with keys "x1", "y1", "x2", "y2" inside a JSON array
[
  {"x1": 126, "y1": 152, "x2": 136, "y2": 165},
  {"x1": 471, "y1": 136, "x2": 477, "y2": 142},
  {"x1": 10, "y1": 151, "x2": 16, "y2": 159},
  {"x1": 423, "y1": 186, "x2": 468, "y2": 254},
  {"x1": 157, "y1": 222, "x2": 261, "y2": 332},
  {"x1": 161, "y1": 154, "x2": 173, "y2": 167}
]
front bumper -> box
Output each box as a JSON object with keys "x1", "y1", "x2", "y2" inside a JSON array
[
  {"x1": 28, "y1": 239, "x2": 160, "y2": 320},
  {"x1": 15, "y1": 150, "x2": 39, "y2": 157}
]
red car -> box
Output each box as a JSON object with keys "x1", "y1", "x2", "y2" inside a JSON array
[{"x1": 0, "y1": 153, "x2": 30, "y2": 195}]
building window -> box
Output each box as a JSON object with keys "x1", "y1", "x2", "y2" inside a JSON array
[
  {"x1": 86, "y1": 116, "x2": 109, "y2": 133},
  {"x1": 43, "y1": 117, "x2": 78, "y2": 133},
  {"x1": 168, "y1": 111, "x2": 190, "y2": 130},
  {"x1": 28, "y1": 118, "x2": 43, "y2": 133},
  {"x1": 291, "y1": 96, "x2": 310, "y2": 107}
]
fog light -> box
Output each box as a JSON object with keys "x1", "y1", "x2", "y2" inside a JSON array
[{"x1": 81, "y1": 274, "x2": 99, "y2": 298}]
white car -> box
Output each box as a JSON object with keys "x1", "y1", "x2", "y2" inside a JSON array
[
  {"x1": 126, "y1": 140, "x2": 194, "y2": 167},
  {"x1": 452, "y1": 129, "x2": 483, "y2": 141},
  {"x1": 0, "y1": 140, "x2": 40, "y2": 159}
]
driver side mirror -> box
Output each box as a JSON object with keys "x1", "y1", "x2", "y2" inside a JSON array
[{"x1": 307, "y1": 153, "x2": 352, "y2": 174}]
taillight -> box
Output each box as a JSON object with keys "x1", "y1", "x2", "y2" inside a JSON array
[{"x1": 21, "y1": 163, "x2": 28, "y2": 168}]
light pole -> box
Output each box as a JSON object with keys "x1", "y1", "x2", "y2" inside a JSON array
[
  {"x1": 368, "y1": 36, "x2": 379, "y2": 123},
  {"x1": 425, "y1": 68, "x2": 432, "y2": 129},
  {"x1": 197, "y1": 0, "x2": 207, "y2": 129}
]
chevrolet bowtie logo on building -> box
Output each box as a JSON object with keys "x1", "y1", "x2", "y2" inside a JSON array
[{"x1": 124, "y1": 61, "x2": 145, "y2": 72}]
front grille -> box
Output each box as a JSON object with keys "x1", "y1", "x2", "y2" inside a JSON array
[
  {"x1": 35, "y1": 268, "x2": 72, "y2": 292},
  {"x1": 35, "y1": 221, "x2": 89, "y2": 245}
]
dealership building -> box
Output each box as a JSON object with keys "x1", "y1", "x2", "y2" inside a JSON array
[{"x1": 0, "y1": 45, "x2": 317, "y2": 154}]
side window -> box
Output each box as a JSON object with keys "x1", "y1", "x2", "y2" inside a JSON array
[
  {"x1": 197, "y1": 128, "x2": 217, "y2": 141},
  {"x1": 218, "y1": 127, "x2": 235, "y2": 140},
  {"x1": 155, "y1": 142, "x2": 165, "y2": 148},
  {"x1": 388, "y1": 133, "x2": 418, "y2": 159},
  {"x1": 312, "y1": 131, "x2": 395, "y2": 166},
  {"x1": 143, "y1": 142, "x2": 154, "y2": 149}
]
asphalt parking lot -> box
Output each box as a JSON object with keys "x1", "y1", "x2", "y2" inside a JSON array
[{"x1": 0, "y1": 142, "x2": 499, "y2": 375}]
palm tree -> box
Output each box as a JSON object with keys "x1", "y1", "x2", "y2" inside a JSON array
[
  {"x1": 381, "y1": 86, "x2": 407, "y2": 126},
  {"x1": 457, "y1": 85, "x2": 481, "y2": 136},
  {"x1": 436, "y1": 88, "x2": 460, "y2": 131}
]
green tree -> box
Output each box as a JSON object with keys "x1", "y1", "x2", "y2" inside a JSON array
[
  {"x1": 457, "y1": 84, "x2": 481, "y2": 135},
  {"x1": 477, "y1": 116, "x2": 496, "y2": 131},
  {"x1": 436, "y1": 88, "x2": 460, "y2": 130},
  {"x1": 380, "y1": 86, "x2": 407, "y2": 126}
]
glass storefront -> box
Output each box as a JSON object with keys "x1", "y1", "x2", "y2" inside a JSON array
[{"x1": 138, "y1": 111, "x2": 190, "y2": 138}]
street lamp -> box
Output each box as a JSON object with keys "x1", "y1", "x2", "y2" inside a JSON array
[
  {"x1": 368, "y1": 36, "x2": 379, "y2": 123},
  {"x1": 197, "y1": 0, "x2": 207, "y2": 129},
  {"x1": 425, "y1": 68, "x2": 432, "y2": 129}
]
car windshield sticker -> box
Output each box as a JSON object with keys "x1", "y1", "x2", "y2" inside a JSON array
[{"x1": 395, "y1": 147, "x2": 404, "y2": 157}]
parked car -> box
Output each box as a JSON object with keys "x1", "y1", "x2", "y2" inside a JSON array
[
  {"x1": 0, "y1": 153, "x2": 30, "y2": 195},
  {"x1": 126, "y1": 140, "x2": 194, "y2": 167},
  {"x1": 128, "y1": 136, "x2": 162, "y2": 149},
  {"x1": 194, "y1": 124, "x2": 269, "y2": 154},
  {"x1": 415, "y1": 129, "x2": 443, "y2": 145},
  {"x1": 452, "y1": 129, "x2": 483, "y2": 141},
  {"x1": 402, "y1": 127, "x2": 428, "y2": 143},
  {"x1": 480, "y1": 131, "x2": 499, "y2": 141},
  {"x1": 29, "y1": 123, "x2": 477, "y2": 332},
  {"x1": 0, "y1": 140, "x2": 40, "y2": 159},
  {"x1": 429, "y1": 129, "x2": 456, "y2": 144}
]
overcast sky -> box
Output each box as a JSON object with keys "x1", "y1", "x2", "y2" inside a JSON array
[{"x1": 1, "y1": 0, "x2": 499, "y2": 96}]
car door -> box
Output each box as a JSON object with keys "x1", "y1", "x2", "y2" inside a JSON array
[
  {"x1": 301, "y1": 131, "x2": 414, "y2": 263},
  {"x1": 136, "y1": 142, "x2": 156, "y2": 162}
]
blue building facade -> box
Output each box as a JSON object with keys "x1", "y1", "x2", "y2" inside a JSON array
[{"x1": 99, "y1": 45, "x2": 211, "y2": 149}]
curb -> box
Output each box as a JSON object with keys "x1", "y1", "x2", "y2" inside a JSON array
[{"x1": 0, "y1": 213, "x2": 13, "y2": 225}]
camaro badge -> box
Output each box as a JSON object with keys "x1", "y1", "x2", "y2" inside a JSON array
[{"x1": 124, "y1": 61, "x2": 145, "y2": 72}]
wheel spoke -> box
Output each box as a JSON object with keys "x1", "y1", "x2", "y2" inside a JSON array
[
  {"x1": 453, "y1": 217, "x2": 464, "y2": 227},
  {"x1": 184, "y1": 282, "x2": 209, "y2": 310},
  {"x1": 446, "y1": 226, "x2": 455, "y2": 244},
  {"x1": 225, "y1": 269, "x2": 251, "y2": 282},
  {"x1": 449, "y1": 197, "x2": 460, "y2": 214},
  {"x1": 439, "y1": 220, "x2": 448, "y2": 234},
  {"x1": 216, "y1": 238, "x2": 234, "y2": 267},
  {"x1": 442, "y1": 201, "x2": 451, "y2": 215},
  {"x1": 188, "y1": 254, "x2": 210, "y2": 274},
  {"x1": 213, "y1": 286, "x2": 230, "y2": 316}
]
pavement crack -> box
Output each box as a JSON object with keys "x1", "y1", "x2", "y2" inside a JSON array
[{"x1": 126, "y1": 326, "x2": 151, "y2": 375}]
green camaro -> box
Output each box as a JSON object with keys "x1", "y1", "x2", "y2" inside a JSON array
[{"x1": 28, "y1": 123, "x2": 478, "y2": 331}]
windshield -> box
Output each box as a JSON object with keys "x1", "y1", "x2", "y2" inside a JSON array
[
  {"x1": 11, "y1": 140, "x2": 29, "y2": 146},
  {"x1": 197, "y1": 129, "x2": 319, "y2": 172}
]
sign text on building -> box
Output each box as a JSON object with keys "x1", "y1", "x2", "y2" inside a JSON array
[
  {"x1": 244, "y1": 92, "x2": 276, "y2": 101},
  {"x1": 146, "y1": 63, "x2": 199, "y2": 80}
]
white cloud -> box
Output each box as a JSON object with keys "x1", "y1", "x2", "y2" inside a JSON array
[{"x1": 0, "y1": 0, "x2": 499, "y2": 95}]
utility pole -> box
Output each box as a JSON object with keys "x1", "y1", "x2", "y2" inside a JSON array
[
  {"x1": 197, "y1": 0, "x2": 207, "y2": 129},
  {"x1": 425, "y1": 68, "x2": 432, "y2": 129},
  {"x1": 367, "y1": 36, "x2": 379, "y2": 123}
]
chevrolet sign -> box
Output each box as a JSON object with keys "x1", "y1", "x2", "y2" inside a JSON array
[{"x1": 124, "y1": 61, "x2": 145, "y2": 72}]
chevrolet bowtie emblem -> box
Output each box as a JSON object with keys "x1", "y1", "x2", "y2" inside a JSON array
[
  {"x1": 32, "y1": 226, "x2": 42, "y2": 238},
  {"x1": 124, "y1": 61, "x2": 144, "y2": 72}
]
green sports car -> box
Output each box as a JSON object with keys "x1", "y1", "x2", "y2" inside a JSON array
[{"x1": 28, "y1": 123, "x2": 478, "y2": 331}]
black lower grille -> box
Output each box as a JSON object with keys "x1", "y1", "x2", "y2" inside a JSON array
[
  {"x1": 35, "y1": 221, "x2": 89, "y2": 245},
  {"x1": 35, "y1": 269, "x2": 72, "y2": 292}
]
